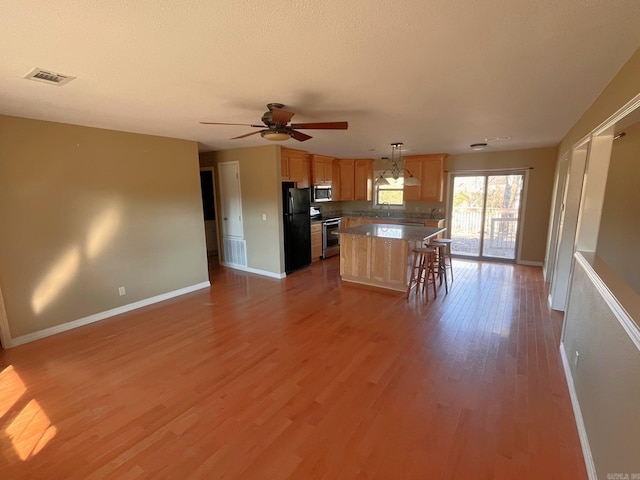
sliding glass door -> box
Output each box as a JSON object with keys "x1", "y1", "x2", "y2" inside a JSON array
[{"x1": 449, "y1": 172, "x2": 524, "y2": 261}]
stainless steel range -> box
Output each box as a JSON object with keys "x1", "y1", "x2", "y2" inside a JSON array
[{"x1": 322, "y1": 217, "x2": 341, "y2": 258}]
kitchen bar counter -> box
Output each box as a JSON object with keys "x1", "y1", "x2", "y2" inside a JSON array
[
  {"x1": 337, "y1": 223, "x2": 443, "y2": 240},
  {"x1": 338, "y1": 223, "x2": 445, "y2": 293}
]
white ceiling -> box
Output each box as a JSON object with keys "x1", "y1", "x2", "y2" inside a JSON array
[{"x1": 1, "y1": 1, "x2": 639, "y2": 158}]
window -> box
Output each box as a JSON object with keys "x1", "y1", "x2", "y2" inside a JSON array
[{"x1": 374, "y1": 175, "x2": 404, "y2": 206}]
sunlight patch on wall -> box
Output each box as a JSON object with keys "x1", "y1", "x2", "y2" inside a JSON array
[
  {"x1": 31, "y1": 247, "x2": 80, "y2": 315},
  {"x1": 85, "y1": 204, "x2": 122, "y2": 261},
  {"x1": 5, "y1": 399, "x2": 57, "y2": 460},
  {"x1": 0, "y1": 365, "x2": 26, "y2": 417}
]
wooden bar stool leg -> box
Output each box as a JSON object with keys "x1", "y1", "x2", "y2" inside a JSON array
[
  {"x1": 406, "y1": 249, "x2": 423, "y2": 299},
  {"x1": 438, "y1": 245, "x2": 448, "y2": 294},
  {"x1": 427, "y1": 251, "x2": 437, "y2": 300},
  {"x1": 447, "y1": 243, "x2": 454, "y2": 283}
]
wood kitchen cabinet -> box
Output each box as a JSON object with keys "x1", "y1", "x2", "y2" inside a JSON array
[
  {"x1": 340, "y1": 234, "x2": 371, "y2": 279},
  {"x1": 403, "y1": 154, "x2": 447, "y2": 202},
  {"x1": 424, "y1": 219, "x2": 445, "y2": 239},
  {"x1": 354, "y1": 159, "x2": 374, "y2": 201},
  {"x1": 310, "y1": 154, "x2": 334, "y2": 185},
  {"x1": 311, "y1": 223, "x2": 322, "y2": 261},
  {"x1": 337, "y1": 159, "x2": 355, "y2": 201},
  {"x1": 370, "y1": 237, "x2": 409, "y2": 289},
  {"x1": 281, "y1": 147, "x2": 310, "y2": 187}
]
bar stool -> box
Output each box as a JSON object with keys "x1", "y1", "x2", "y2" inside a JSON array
[
  {"x1": 428, "y1": 238, "x2": 453, "y2": 290},
  {"x1": 406, "y1": 246, "x2": 437, "y2": 301}
]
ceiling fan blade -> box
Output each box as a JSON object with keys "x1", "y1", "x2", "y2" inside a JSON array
[
  {"x1": 271, "y1": 108, "x2": 295, "y2": 124},
  {"x1": 200, "y1": 122, "x2": 264, "y2": 127},
  {"x1": 231, "y1": 130, "x2": 264, "y2": 140},
  {"x1": 290, "y1": 121, "x2": 348, "y2": 130},
  {"x1": 290, "y1": 130, "x2": 313, "y2": 142}
]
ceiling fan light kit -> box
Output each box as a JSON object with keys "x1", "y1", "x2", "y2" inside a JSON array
[
  {"x1": 261, "y1": 129, "x2": 291, "y2": 141},
  {"x1": 201, "y1": 103, "x2": 348, "y2": 142}
]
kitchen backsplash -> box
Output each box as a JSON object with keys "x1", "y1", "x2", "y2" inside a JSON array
[{"x1": 311, "y1": 200, "x2": 446, "y2": 220}]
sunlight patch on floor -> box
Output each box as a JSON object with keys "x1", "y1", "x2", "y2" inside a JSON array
[
  {"x1": 0, "y1": 365, "x2": 26, "y2": 417},
  {"x1": 1, "y1": 365, "x2": 57, "y2": 461},
  {"x1": 6, "y1": 399, "x2": 57, "y2": 460}
]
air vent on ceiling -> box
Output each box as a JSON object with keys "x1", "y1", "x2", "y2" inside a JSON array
[{"x1": 24, "y1": 67, "x2": 75, "y2": 86}]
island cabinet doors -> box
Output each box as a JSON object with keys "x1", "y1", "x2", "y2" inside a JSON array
[
  {"x1": 370, "y1": 238, "x2": 409, "y2": 291},
  {"x1": 340, "y1": 235, "x2": 372, "y2": 279},
  {"x1": 340, "y1": 235, "x2": 409, "y2": 292}
]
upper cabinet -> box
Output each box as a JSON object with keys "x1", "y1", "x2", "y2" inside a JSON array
[
  {"x1": 403, "y1": 154, "x2": 448, "y2": 202},
  {"x1": 281, "y1": 147, "x2": 310, "y2": 187},
  {"x1": 354, "y1": 159, "x2": 373, "y2": 201},
  {"x1": 337, "y1": 159, "x2": 355, "y2": 201},
  {"x1": 333, "y1": 158, "x2": 373, "y2": 201},
  {"x1": 310, "y1": 154, "x2": 334, "y2": 186}
]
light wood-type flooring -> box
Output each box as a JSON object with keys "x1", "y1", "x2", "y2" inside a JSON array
[{"x1": 0, "y1": 257, "x2": 587, "y2": 479}]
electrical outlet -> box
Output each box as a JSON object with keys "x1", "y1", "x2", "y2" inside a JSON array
[
  {"x1": 574, "y1": 350, "x2": 579, "y2": 367},
  {"x1": 262, "y1": 213, "x2": 267, "y2": 221},
  {"x1": 118, "y1": 286, "x2": 126, "y2": 296}
]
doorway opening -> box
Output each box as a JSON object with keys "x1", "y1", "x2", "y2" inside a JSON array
[
  {"x1": 448, "y1": 172, "x2": 525, "y2": 262},
  {"x1": 200, "y1": 168, "x2": 218, "y2": 258}
]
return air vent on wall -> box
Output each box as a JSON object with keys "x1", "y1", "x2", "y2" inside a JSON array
[{"x1": 24, "y1": 67, "x2": 75, "y2": 86}]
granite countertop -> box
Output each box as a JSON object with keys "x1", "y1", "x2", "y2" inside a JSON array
[
  {"x1": 337, "y1": 223, "x2": 445, "y2": 241},
  {"x1": 340, "y1": 210, "x2": 444, "y2": 221}
]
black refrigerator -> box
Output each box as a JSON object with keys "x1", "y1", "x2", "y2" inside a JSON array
[{"x1": 282, "y1": 183, "x2": 311, "y2": 274}]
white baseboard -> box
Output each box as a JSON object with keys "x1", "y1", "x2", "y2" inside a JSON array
[
  {"x1": 220, "y1": 262, "x2": 285, "y2": 279},
  {"x1": 517, "y1": 260, "x2": 543, "y2": 267},
  {"x1": 8, "y1": 281, "x2": 211, "y2": 348},
  {"x1": 560, "y1": 344, "x2": 597, "y2": 480}
]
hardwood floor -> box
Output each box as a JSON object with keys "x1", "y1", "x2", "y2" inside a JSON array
[{"x1": 0, "y1": 257, "x2": 587, "y2": 479}]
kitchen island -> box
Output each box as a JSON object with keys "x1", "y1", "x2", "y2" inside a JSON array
[{"x1": 338, "y1": 223, "x2": 445, "y2": 293}]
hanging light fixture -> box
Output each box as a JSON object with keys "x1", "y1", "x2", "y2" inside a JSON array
[{"x1": 374, "y1": 143, "x2": 421, "y2": 186}]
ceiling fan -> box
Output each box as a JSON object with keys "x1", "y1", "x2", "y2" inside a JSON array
[{"x1": 200, "y1": 103, "x2": 348, "y2": 142}]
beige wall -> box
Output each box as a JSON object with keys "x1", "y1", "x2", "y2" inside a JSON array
[
  {"x1": 596, "y1": 119, "x2": 640, "y2": 294},
  {"x1": 559, "y1": 48, "x2": 640, "y2": 477},
  {"x1": 447, "y1": 147, "x2": 558, "y2": 263},
  {"x1": 200, "y1": 145, "x2": 285, "y2": 275},
  {"x1": 0, "y1": 115, "x2": 208, "y2": 340},
  {"x1": 559, "y1": 47, "x2": 640, "y2": 155},
  {"x1": 563, "y1": 259, "x2": 640, "y2": 478}
]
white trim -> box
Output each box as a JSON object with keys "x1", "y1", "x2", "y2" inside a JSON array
[
  {"x1": 560, "y1": 344, "x2": 598, "y2": 480},
  {"x1": 574, "y1": 252, "x2": 640, "y2": 351},
  {"x1": 8, "y1": 281, "x2": 210, "y2": 348},
  {"x1": 515, "y1": 169, "x2": 530, "y2": 264},
  {"x1": 573, "y1": 92, "x2": 640, "y2": 151},
  {"x1": 516, "y1": 260, "x2": 543, "y2": 267},
  {"x1": 220, "y1": 262, "x2": 286, "y2": 280},
  {"x1": 0, "y1": 286, "x2": 14, "y2": 348}
]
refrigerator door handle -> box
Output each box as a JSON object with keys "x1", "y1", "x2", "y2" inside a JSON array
[{"x1": 289, "y1": 192, "x2": 294, "y2": 215}]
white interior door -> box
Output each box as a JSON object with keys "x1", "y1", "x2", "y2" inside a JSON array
[{"x1": 218, "y1": 162, "x2": 243, "y2": 238}]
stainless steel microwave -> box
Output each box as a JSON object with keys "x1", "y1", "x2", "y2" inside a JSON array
[{"x1": 313, "y1": 185, "x2": 332, "y2": 202}]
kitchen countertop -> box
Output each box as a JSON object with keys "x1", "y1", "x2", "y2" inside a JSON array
[{"x1": 337, "y1": 223, "x2": 445, "y2": 241}]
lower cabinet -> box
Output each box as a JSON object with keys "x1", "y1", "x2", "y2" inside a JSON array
[
  {"x1": 340, "y1": 234, "x2": 371, "y2": 279},
  {"x1": 311, "y1": 223, "x2": 322, "y2": 261},
  {"x1": 340, "y1": 234, "x2": 409, "y2": 292},
  {"x1": 370, "y1": 237, "x2": 409, "y2": 289}
]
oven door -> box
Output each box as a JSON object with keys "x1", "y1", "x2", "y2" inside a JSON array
[{"x1": 322, "y1": 218, "x2": 341, "y2": 258}]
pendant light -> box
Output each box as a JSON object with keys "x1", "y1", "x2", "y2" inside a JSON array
[{"x1": 374, "y1": 143, "x2": 420, "y2": 186}]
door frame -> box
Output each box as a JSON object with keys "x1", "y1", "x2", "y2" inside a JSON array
[
  {"x1": 199, "y1": 166, "x2": 220, "y2": 257},
  {"x1": 446, "y1": 168, "x2": 529, "y2": 263}
]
